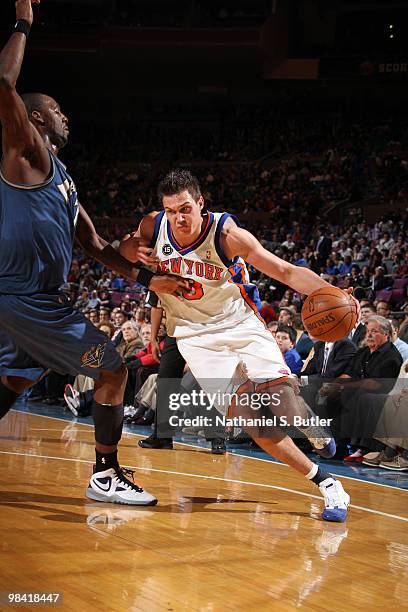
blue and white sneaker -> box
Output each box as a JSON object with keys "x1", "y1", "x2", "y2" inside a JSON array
[
  {"x1": 309, "y1": 436, "x2": 336, "y2": 459},
  {"x1": 319, "y1": 478, "x2": 350, "y2": 522},
  {"x1": 86, "y1": 466, "x2": 158, "y2": 506}
]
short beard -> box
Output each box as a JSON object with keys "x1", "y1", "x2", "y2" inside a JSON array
[{"x1": 50, "y1": 130, "x2": 69, "y2": 150}]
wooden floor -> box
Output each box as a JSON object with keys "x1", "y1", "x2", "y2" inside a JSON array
[{"x1": 0, "y1": 410, "x2": 407, "y2": 611}]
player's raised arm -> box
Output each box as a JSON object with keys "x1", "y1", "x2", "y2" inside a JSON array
[
  {"x1": 76, "y1": 205, "x2": 191, "y2": 296},
  {"x1": 221, "y1": 224, "x2": 331, "y2": 295},
  {"x1": 0, "y1": 0, "x2": 50, "y2": 182}
]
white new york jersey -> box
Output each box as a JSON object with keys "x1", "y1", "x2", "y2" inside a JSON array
[{"x1": 151, "y1": 211, "x2": 263, "y2": 338}]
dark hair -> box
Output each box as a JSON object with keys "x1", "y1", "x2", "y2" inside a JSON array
[
  {"x1": 361, "y1": 303, "x2": 375, "y2": 312},
  {"x1": 276, "y1": 324, "x2": 297, "y2": 346},
  {"x1": 279, "y1": 307, "x2": 294, "y2": 320},
  {"x1": 157, "y1": 169, "x2": 201, "y2": 202},
  {"x1": 21, "y1": 92, "x2": 47, "y2": 117}
]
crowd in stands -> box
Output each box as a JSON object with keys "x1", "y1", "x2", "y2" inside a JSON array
[{"x1": 62, "y1": 110, "x2": 408, "y2": 226}]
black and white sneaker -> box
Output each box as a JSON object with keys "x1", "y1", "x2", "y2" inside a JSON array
[
  {"x1": 86, "y1": 466, "x2": 158, "y2": 506},
  {"x1": 64, "y1": 384, "x2": 80, "y2": 417}
]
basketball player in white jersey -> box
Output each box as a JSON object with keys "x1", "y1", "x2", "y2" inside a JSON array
[{"x1": 120, "y1": 169, "x2": 352, "y2": 522}]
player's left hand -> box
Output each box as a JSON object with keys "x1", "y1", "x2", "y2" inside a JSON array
[
  {"x1": 344, "y1": 287, "x2": 361, "y2": 324},
  {"x1": 119, "y1": 233, "x2": 159, "y2": 266},
  {"x1": 149, "y1": 274, "x2": 192, "y2": 297}
]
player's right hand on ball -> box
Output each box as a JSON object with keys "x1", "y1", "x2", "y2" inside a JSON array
[
  {"x1": 16, "y1": 0, "x2": 40, "y2": 26},
  {"x1": 149, "y1": 274, "x2": 192, "y2": 297}
]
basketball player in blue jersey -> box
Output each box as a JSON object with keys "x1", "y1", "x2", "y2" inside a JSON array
[
  {"x1": 120, "y1": 169, "x2": 358, "y2": 522},
  {"x1": 0, "y1": 0, "x2": 191, "y2": 506}
]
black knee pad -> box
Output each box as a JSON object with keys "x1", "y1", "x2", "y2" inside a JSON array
[{"x1": 92, "y1": 401, "x2": 124, "y2": 446}]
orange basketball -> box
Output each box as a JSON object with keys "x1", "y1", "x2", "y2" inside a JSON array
[{"x1": 301, "y1": 286, "x2": 358, "y2": 342}]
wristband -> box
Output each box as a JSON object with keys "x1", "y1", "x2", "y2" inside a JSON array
[
  {"x1": 137, "y1": 268, "x2": 155, "y2": 289},
  {"x1": 13, "y1": 19, "x2": 31, "y2": 38}
]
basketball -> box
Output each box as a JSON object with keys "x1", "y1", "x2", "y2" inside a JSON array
[{"x1": 301, "y1": 286, "x2": 358, "y2": 341}]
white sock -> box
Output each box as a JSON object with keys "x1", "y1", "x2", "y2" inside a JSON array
[{"x1": 306, "y1": 464, "x2": 319, "y2": 480}]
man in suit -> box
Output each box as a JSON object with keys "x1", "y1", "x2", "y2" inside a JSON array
[
  {"x1": 302, "y1": 338, "x2": 357, "y2": 381},
  {"x1": 350, "y1": 303, "x2": 376, "y2": 347},
  {"x1": 300, "y1": 337, "x2": 357, "y2": 428},
  {"x1": 314, "y1": 226, "x2": 332, "y2": 271}
]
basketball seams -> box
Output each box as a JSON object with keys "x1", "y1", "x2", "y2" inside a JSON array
[
  {"x1": 301, "y1": 287, "x2": 358, "y2": 341},
  {"x1": 302, "y1": 303, "x2": 352, "y2": 322},
  {"x1": 310, "y1": 310, "x2": 353, "y2": 339}
]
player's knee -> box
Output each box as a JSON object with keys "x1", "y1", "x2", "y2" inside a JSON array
[{"x1": 255, "y1": 379, "x2": 297, "y2": 404}]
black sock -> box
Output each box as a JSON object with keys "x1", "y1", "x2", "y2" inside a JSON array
[
  {"x1": 311, "y1": 466, "x2": 333, "y2": 486},
  {"x1": 95, "y1": 449, "x2": 119, "y2": 472},
  {"x1": 0, "y1": 381, "x2": 20, "y2": 420}
]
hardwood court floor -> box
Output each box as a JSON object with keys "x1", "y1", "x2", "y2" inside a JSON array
[{"x1": 0, "y1": 409, "x2": 407, "y2": 611}]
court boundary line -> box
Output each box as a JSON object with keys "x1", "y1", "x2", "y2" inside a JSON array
[
  {"x1": 13, "y1": 408, "x2": 408, "y2": 494},
  {"x1": 0, "y1": 448, "x2": 407, "y2": 523}
]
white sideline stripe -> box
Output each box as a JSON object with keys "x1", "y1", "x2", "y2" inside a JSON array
[
  {"x1": 0, "y1": 449, "x2": 407, "y2": 524},
  {"x1": 16, "y1": 409, "x2": 408, "y2": 493}
]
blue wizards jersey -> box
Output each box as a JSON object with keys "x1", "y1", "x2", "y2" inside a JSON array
[{"x1": 0, "y1": 151, "x2": 79, "y2": 294}]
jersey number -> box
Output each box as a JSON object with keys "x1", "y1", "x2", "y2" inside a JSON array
[{"x1": 182, "y1": 281, "x2": 204, "y2": 301}]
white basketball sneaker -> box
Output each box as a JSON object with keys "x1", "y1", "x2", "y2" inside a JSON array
[
  {"x1": 64, "y1": 384, "x2": 80, "y2": 417},
  {"x1": 86, "y1": 466, "x2": 157, "y2": 506},
  {"x1": 319, "y1": 478, "x2": 350, "y2": 522}
]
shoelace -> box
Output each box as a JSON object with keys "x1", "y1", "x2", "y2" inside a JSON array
[{"x1": 115, "y1": 467, "x2": 144, "y2": 492}]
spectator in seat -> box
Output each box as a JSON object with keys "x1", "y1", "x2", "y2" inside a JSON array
[
  {"x1": 74, "y1": 288, "x2": 89, "y2": 311},
  {"x1": 99, "y1": 307, "x2": 111, "y2": 323},
  {"x1": 260, "y1": 298, "x2": 277, "y2": 324},
  {"x1": 378, "y1": 231, "x2": 395, "y2": 252},
  {"x1": 398, "y1": 303, "x2": 408, "y2": 343},
  {"x1": 99, "y1": 289, "x2": 113, "y2": 310},
  {"x1": 117, "y1": 320, "x2": 144, "y2": 359},
  {"x1": 268, "y1": 321, "x2": 279, "y2": 337},
  {"x1": 279, "y1": 289, "x2": 296, "y2": 309},
  {"x1": 301, "y1": 336, "x2": 357, "y2": 451},
  {"x1": 88, "y1": 309, "x2": 99, "y2": 326},
  {"x1": 125, "y1": 323, "x2": 165, "y2": 407},
  {"x1": 390, "y1": 319, "x2": 408, "y2": 361},
  {"x1": 275, "y1": 325, "x2": 303, "y2": 375},
  {"x1": 315, "y1": 225, "x2": 332, "y2": 270},
  {"x1": 372, "y1": 267, "x2": 391, "y2": 292},
  {"x1": 295, "y1": 321, "x2": 314, "y2": 361},
  {"x1": 278, "y1": 307, "x2": 295, "y2": 327},
  {"x1": 339, "y1": 255, "x2": 353, "y2": 275},
  {"x1": 359, "y1": 266, "x2": 372, "y2": 289},
  {"x1": 350, "y1": 303, "x2": 375, "y2": 347},
  {"x1": 113, "y1": 310, "x2": 127, "y2": 330},
  {"x1": 87, "y1": 289, "x2": 100, "y2": 310},
  {"x1": 376, "y1": 299, "x2": 391, "y2": 318},
  {"x1": 326, "y1": 316, "x2": 402, "y2": 462},
  {"x1": 302, "y1": 337, "x2": 357, "y2": 382}
]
